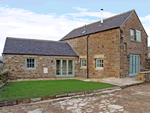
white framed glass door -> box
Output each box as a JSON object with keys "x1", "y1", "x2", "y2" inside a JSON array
[
  {"x1": 55, "y1": 59, "x2": 74, "y2": 77},
  {"x1": 129, "y1": 54, "x2": 140, "y2": 76}
]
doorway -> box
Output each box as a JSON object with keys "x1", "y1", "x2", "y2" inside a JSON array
[
  {"x1": 55, "y1": 59, "x2": 74, "y2": 77},
  {"x1": 129, "y1": 54, "x2": 140, "y2": 76}
]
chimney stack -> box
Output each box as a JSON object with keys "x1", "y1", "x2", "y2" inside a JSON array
[{"x1": 101, "y1": 9, "x2": 103, "y2": 24}]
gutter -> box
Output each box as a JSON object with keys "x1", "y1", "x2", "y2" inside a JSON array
[{"x1": 87, "y1": 35, "x2": 90, "y2": 78}]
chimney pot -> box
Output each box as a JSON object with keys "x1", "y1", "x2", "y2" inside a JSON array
[{"x1": 101, "y1": 9, "x2": 103, "y2": 24}]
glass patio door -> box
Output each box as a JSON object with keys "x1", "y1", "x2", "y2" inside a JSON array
[
  {"x1": 129, "y1": 54, "x2": 140, "y2": 76},
  {"x1": 56, "y1": 59, "x2": 74, "y2": 77},
  {"x1": 62, "y1": 60, "x2": 67, "y2": 75}
]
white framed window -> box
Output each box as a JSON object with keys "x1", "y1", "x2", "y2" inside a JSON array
[
  {"x1": 130, "y1": 29, "x2": 134, "y2": 41},
  {"x1": 124, "y1": 43, "x2": 126, "y2": 50},
  {"x1": 136, "y1": 30, "x2": 141, "y2": 42},
  {"x1": 25, "y1": 58, "x2": 36, "y2": 69},
  {"x1": 81, "y1": 58, "x2": 86, "y2": 67},
  {"x1": 96, "y1": 58, "x2": 103, "y2": 68}
]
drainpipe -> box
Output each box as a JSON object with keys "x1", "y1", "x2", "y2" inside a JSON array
[{"x1": 87, "y1": 35, "x2": 90, "y2": 78}]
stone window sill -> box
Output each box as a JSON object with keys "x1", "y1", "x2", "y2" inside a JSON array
[
  {"x1": 95, "y1": 68, "x2": 103, "y2": 70},
  {"x1": 80, "y1": 67, "x2": 87, "y2": 69},
  {"x1": 130, "y1": 40, "x2": 141, "y2": 43},
  {"x1": 25, "y1": 68, "x2": 36, "y2": 70}
]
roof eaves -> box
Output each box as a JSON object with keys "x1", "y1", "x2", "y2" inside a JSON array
[{"x1": 2, "y1": 53, "x2": 79, "y2": 57}]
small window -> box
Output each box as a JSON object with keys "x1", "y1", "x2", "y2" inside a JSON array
[
  {"x1": 96, "y1": 58, "x2": 103, "y2": 68},
  {"x1": 136, "y1": 30, "x2": 141, "y2": 42},
  {"x1": 25, "y1": 58, "x2": 36, "y2": 69},
  {"x1": 130, "y1": 29, "x2": 134, "y2": 41},
  {"x1": 124, "y1": 43, "x2": 126, "y2": 50},
  {"x1": 81, "y1": 58, "x2": 86, "y2": 67}
]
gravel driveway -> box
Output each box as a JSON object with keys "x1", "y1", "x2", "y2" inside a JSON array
[{"x1": 0, "y1": 83, "x2": 150, "y2": 113}]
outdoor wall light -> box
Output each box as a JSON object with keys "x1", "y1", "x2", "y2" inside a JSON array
[
  {"x1": 127, "y1": 54, "x2": 130, "y2": 58},
  {"x1": 51, "y1": 60, "x2": 53, "y2": 63}
]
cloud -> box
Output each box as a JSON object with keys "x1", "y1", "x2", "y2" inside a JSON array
[
  {"x1": 0, "y1": 6, "x2": 97, "y2": 55},
  {"x1": 0, "y1": 6, "x2": 150, "y2": 56},
  {"x1": 73, "y1": 7, "x2": 87, "y2": 12},
  {"x1": 140, "y1": 16, "x2": 150, "y2": 46}
]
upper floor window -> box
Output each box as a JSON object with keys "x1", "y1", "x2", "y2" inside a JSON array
[
  {"x1": 130, "y1": 29, "x2": 134, "y2": 41},
  {"x1": 124, "y1": 43, "x2": 127, "y2": 50},
  {"x1": 81, "y1": 58, "x2": 86, "y2": 67},
  {"x1": 136, "y1": 30, "x2": 141, "y2": 42},
  {"x1": 96, "y1": 58, "x2": 103, "y2": 69},
  {"x1": 25, "y1": 58, "x2": 36, "y2": 69}
]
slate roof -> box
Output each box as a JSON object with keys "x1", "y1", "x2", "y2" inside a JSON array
[
  {"x1": 60, "y1": 10, "x2": 134, "y2": 41},
  {"x1": 3, "y1": 37, "x2": 78, "y2": 56},
  {"x1": 0, "y1": 60, "x2": 2, "y2": 63}
]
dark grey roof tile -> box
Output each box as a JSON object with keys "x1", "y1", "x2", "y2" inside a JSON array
[
  {"x1": 60, "y1": 10, "x2": 134, "y2": 41},
  {"x1": 3, "y1": 37, "x2": 78, "y2": 56}
]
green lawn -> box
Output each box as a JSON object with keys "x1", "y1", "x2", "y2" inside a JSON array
[{"x1": 0, "y1": 79, "x2": 116, "y2": 102}]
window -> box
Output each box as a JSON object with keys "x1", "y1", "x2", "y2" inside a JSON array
[
  {"x1": 124, "y1": 43, "x2": 126, "y2": 50},
  {"x1": 136, "y1": 30, "x2": 141, "y2": 42},
  {"x1": 25, "y1": 58, "x2": 36, "y2": 69},
  {"x1": 130, "y1": 29, "x2": 134, "y2": 41},
  {"x1": 81, "y1": 58, "x2": 86, "y2": 67},
  {"x1": 96, "y1": 58, "x2": 103, "y2": 68}
]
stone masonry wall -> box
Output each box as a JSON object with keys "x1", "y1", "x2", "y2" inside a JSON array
[
  {"x1": 120, "y1": 11, "x2": 148, "y2": 77},
  {"x1": 64, "y1": 35, "x2": 88, "y2": 78},
  {"x1": 3, "y1": 54, "x2": 79, "y2": 80},
  {"x1": 64, "y1": 28, "x2": 121, "y2": 78}
]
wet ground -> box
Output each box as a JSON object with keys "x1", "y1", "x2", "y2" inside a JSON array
[{"x1": 0, "y1": 83, "x2": 150, "y2": 113}]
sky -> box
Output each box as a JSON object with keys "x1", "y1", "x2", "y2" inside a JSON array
[{"x1": 0, "y1": 0, "x2": 150, "y2": 56}]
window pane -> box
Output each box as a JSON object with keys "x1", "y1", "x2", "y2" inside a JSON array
[
  {"x1": 124, "y1": 43, "x2": 126, "y2": 50},
  {"x1": 136, "y1": 30, "x2": 141, "y2": 42},
  {"x1": 31, "y1": 64, "x2": 34, "y2": 68},
  {"x1": 96, "y1": 58, "x2": 103, "y2": 68},
  {"x1": 101, "y1": 59, "x2": 103, "y2": 64},
  {"x1": 97, "y1": 59, "x2": 100, "y2": 64},
  {"x1": 32, "y1": 59, "x2": 34, "y2": 63},
  {"x1": 97, "y1": 64, "x2": 100, "y2": 67},
  {"x1": 26, "y1": 58, "x2": 35, "y2": 69},
  {"x1": 81, "y1": 59, "x2": 86, "y2": 67},
  {"x1": 130, "y1": 29, "x2": 134, "y2": 40}
]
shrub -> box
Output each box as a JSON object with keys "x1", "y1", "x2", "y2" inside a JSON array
[
  {"x1": 0, "y1": 80, "x2": 3, "y2": 85},
  {"x1": 0, "y1": 72, "x2": 9, "y2": 84}
]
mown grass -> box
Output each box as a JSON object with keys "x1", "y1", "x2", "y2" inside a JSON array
[{"x1": 0, "y1": 79, "x2": 117, "y2": 102}]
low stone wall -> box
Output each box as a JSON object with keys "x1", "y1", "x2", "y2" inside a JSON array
[
  {"x1": 138, "y1": 71, "x2": 150, "y2": 82},
  {"x1": 0, "y1": 86, "x2": 121, "y2": 107},
  {"x1": 0, "y1": 72, "x2": 9, "y2": 85}
]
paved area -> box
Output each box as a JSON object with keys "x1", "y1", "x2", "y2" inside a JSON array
[
  {"x1": 85, "y1": 76, "x2": 142, "y2": 86},
  {"x1": 0, "y1": 83, "x2": 150, "y2": 113}
]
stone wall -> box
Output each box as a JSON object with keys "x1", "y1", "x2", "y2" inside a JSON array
[
  {"x1": 3, "y1": 54, "x2": 79, "y2": 80},
  {"x1": 145, "y1": 59, "x2": 150, "y2": 70},
  {"x1": 138, "y1": 71, "x2": 150, "y2": 82},
  {"x1": 120, "y1": 11, "x2": 148, "y2": 77},
  {"x1": 64, "y1": 28, "x2": 121, "y2": 78}
]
